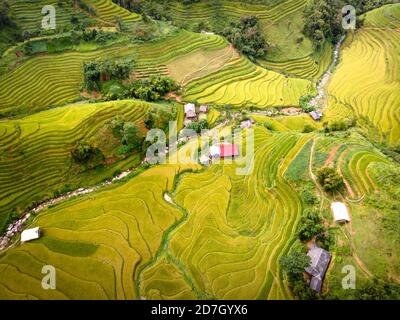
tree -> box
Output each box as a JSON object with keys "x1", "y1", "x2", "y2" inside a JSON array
[
  {"x1": 71, "y1": 140, "x2": 96, "y2": 162},
  {"x1": 316, "y1": 167, "x2": 344, "y2": 192},
  {"x1": 0, "y1": 0, "x2": 14, "y2": 27},
  {"x1": 299, "y1": 94, "x2": 315, "y2": 112},
  {"x1": 303, "y1": 0, "x2": 342, "y2": 49},
  {"x1": 297, "y1": 209, "x2": 325, "y2": 241},
  {"x1": 83, "y1": 61, "x2": 101, "y2": 91},
  {"x1": 187, "y1": 119, "x2": 209, "y2": 133},
  {"x1": 221, "y1": 16, "x2": 268, "y2": 60},
  {"x1": 128, "y1": 76, "x2": 179, "y2": 102},
  {"x1": 83, "y1": 59, "x2": 134, "y2": 92},
  {"x1": 303, "y1": 124, "x2": 316, "y2": 133},
  {"x1": 121, "y1": 122, "x2": 143, "y2": 151},
  {"x1": 355, "y1": 278, "x2": 400, "y2": 300},
  {"x1": 280, "y1": 251, "x2": 311, "y2": 280}
]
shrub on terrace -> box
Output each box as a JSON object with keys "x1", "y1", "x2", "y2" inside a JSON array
[
  {"x1": 316, "y1": 167, "x2": 344, "y2": 192},
  {"x1": 221, "y1": 16, "x2": 268, "y2": 60}
]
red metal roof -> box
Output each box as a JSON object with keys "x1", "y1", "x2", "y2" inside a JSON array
[{"x1": 219, "y1": 144, "x2": 239, "y2": 158}]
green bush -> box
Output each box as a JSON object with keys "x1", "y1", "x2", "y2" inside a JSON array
[
  {"x1": 297, "y1": 209, "x2": 325, "y2": 241},
  {"x1": 144, "y1": 108, "x2": 174, "y2": 130},
  {"x1": 299, "y1": 95, "x2": 315, "y2": 112},
  {"x1": 83, "y1": 59, "x2": 134, "y2": 92},
  {"x1": 221, "y1": 16, "x2": 268, "y2": 60},
  {"x1": 316, "y1": 167, "x2": 344, "y2": 192},
  {"x1": 128, "y1": 75, "x2": 179, "y2": 102}
]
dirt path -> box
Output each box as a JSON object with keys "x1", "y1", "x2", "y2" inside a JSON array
[
  {"x1": 349, "y1": 225, "x2": 373, "y2": 278},
  {"x1": 324, "y1": 144, "x2": 342, "y2": 167},
  {"x1": 309, "y1": 137, "x2": 332, "y2": 217},
  {"x1": 336, "y1": 148, "x2": 357, "y2": 199},
  {"x1": 165, "y1": 92, "x2": 182, "y2": 103}
]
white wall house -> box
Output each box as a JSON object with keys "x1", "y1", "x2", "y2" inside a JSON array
[
  {"x1": 21, "y1": 227, "x2": 41, "y2": 242},
  {"x1": 331, "y1": 202, "x2": 351, "y2": 223}
]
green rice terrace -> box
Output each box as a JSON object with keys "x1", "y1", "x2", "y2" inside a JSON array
[{"x1": 0, "y1": 0, "x2": 399, "y2": 301}]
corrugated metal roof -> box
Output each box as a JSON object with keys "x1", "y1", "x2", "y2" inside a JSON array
[
  {"x1": 305, "y1": 246, "x2": 332, "y2": 292},
  {"x1": 21, "y1": 227, "x2": 40, "y2": 242}
]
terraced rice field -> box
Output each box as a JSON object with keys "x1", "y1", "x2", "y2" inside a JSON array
[
  {"x1": 166, "y1": 0, "x2": 330, "y2": 80},
  {"x1": 184, "y1": 56, "x2": 313, "y2": 108},
  {"x1": 8, "y1": 0, "x2": 93, "y2": 32},
  {"x1": 0, "y1": 30, "x2": 227, "y2": 115},
  {"x1": 134, "y1": 30, "x2": 228, "y2": 79},
  {"x1": 0, "y1": 164, "x2": 199, "y2": 299},
  {"x1": 0, "y1": 126, "x2": 313, "y2": 299},
  {"x1": 83, "y1": 0, "x2": 141, "y2": 28},
  {"x1": 310, "y1": 135, "x2": 391, "y2": 199},
  {"x1": 262, "y1": 44, "x2": 333, "y2": 80},
  {"x1": 0, "y1": 100, "x2": 150, "y2": 220},
  {"x1": 363, "y1": 3, "x2": 400, "y2": 29},
  {"x1": 167, "y1": 0, "x2": 306, "y2": 26},
  {"x1": 328, "y1": 4, "x2": 400, "y2": 145},
  {"x1": 0, "y1": 46, "x2": 135, "y2": 115},
  {"x1": 167, "y1": 45, "x2": 238, "y2": 85},
  {"x1": 337, "y1": 146, "x2": 390, "y2": 198},
  {"x1": 139, "y1": 128, "x2": 312, "y2": 300}
]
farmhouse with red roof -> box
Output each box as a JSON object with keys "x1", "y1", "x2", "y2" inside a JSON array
[{"x1": 209, "y1": 143, "x2": 239, "y2": 158}]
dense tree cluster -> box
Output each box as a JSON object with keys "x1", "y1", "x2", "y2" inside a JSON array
[
  {"x1": 186, "y1": 119, "x2": 209, "y2": 133},
  {"x1": 303, "y1": 0, "x2": 397, "y2": 49},
  {"x1": 0, "y1": 0, "x2": 14, "y2": 27},
  {"x1": 128, "y1": 75, "x2": 180, "y2": 102},
  {"x1": 221, "y1": 16, "x2": 268, "y2": 60},
  {"x1": 280, "y1": 250, "x2": 317, "y2": 299},
  {"x1": 297, "y1": 209, "x2": 325, "y2": 241},
  {"x1": 83, "y1": 59, "x2": 134, "y2": 91},
  {"x1": 303, "y1": 0, "x2": 342, "y2": 49},
  {"x1": 144, "y1": 107, "x2": 174, "y2": 130},
  {"x1": 280, "y1": 251, "x2": 311, "y2": 277},
  {"x1": 355, "y1": 278, "x2": 400, "y2": 300},
  {"x1": 323, "y1": 119, "x2": 356, "y2": 132},
  {"x1": 316, "y1": 167, "x2": 344, "y2": 192},
  {"x1": 88, "y1": 73, "x2": 179, "y2": 102},
  {"x1": 109, "y1": 116, "x2": 144, "y2": 154},
  {"x1": 71, "y1": 140, "x2": 98, "y2": 163},
  {"x1": 299, "y1": 94, "x2": 316, "y2": 112}
]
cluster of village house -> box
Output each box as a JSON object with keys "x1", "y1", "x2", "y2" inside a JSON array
[
  {"x1": 309, "y1": 110, "x2": 323, "y2": 121},
  {"x1": 184, "y1": 103, "x2": 245, "y2": 166}
]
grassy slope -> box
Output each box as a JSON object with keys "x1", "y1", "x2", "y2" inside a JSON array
[{"x1": 284, "y1": 129, "x2": 399, "y2": 296}]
